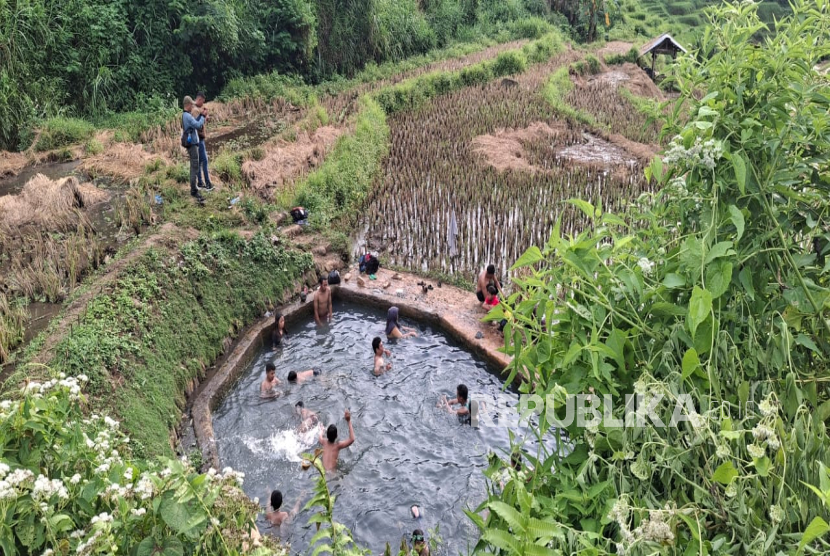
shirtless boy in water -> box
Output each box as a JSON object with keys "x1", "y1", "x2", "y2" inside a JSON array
[
  {"x1": 319, "y1": 409, "x2": 355, "y2": 471},
  {"x1": 260, "y1": 363, "x2": 281, "y2": 397},
  {"x1": 265, "y1": 489, "x2": 301, "y2": 527},
  {"x1": 372, "y1": 337, "x2": 392, "y2": 376},
  {"x1": 294, "y1": 401, "x2": 319, "y2": 433},
  {"x1": 314, "y1": 276, "x2": 333, "y2": 326}
]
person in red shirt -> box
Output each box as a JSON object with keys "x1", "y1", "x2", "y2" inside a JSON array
[{"x1": 482, "y1": 285, "x2": 500, "y2": 310}]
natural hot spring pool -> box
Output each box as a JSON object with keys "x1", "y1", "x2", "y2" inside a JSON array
[{"x1": 212, "y1": 301, "x2": 520, "y2": 555}]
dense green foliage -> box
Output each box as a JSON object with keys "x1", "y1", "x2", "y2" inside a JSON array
[
  {"x1": 7, "y1": 231, "x2": 311, "y2": 457},
  {"x1": 473, "y1": 1, "x2": 830, "y2": 554},
  {"x1": 0, "y1": 0, "x2": 565, "y2": 151},
  {"x1": 0, "y1": 377, "x2": 279, "y2": 555}
]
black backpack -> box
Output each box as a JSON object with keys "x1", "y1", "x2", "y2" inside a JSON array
[
  {"x1": 361, "y1": 254, "x2": 379, "y2": 275},
  {"x1": 328, "y1": 270, "x2": 341, "y2": 285},
  {"x1": 291, "y1": 207, "x2": 309, "y2": 222},
  {"x1": 181, "y1": 112, "x2": 192, "y2": 149}
]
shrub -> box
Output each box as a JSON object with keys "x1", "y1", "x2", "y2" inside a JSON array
[
  {"x1": 212, "y1": 150, "x2": 244, "y2": 184},
  {"x1": 0, "y1": 377, "x2": 281, "y2": 555},
  {"x1": 492, "y1": 51, "x2": 528, "y2": 76},
  {"x1": 458, "y1": 64, "x2": 493, "y2": 87},
  {"x1": 606, "y1": 46, "x2": 641, "y2": 65},
  {"x1": 35, "y1": 117, "x2": 94, "y2": 152},
  {"x1": 165, "y1": 163, "x2": 189, "y2": 184},
  {"x1": 84, "y1": 138, "x2": 103, "y2": 156},
  {"x1": 477, "y1": 2, "x2": 830, "y2": 554},
  {"x1": 508, "y1": 16, "x2": 554, "y2": 39},
  {"x1": 585, "y1": 54, "x2": 602, "y2": 75}
]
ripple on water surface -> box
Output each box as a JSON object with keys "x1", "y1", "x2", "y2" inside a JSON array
[{"x1": 212, "y1": 302, "x2": 522, "y2": 555}]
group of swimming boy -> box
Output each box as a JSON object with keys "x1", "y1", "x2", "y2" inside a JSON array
[{"x1": 259, "y1": 265, "x2": 501, "y2": 552}]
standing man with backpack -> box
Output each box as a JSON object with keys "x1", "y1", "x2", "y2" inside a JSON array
[
  {"x1": 193, "y1": 92, "x2": 214, "y2": 191},
  {"x1": 181, "y1": 96, "x2": 206, "y2": 202}
]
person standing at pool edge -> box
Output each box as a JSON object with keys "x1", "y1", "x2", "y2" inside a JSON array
[
  {"x1": 181, "y1": 96, "x2": 206, "y2": 202},
  {"x1": 314, "y1": 276, "x2": 333, "y2": 326},
  {"x1": 476, "y1": 264, "x2": 501, "y2": 303},
  {"x1": 319, "y1": 409, "x2": 355, "y2": 471},
  {"x1": 193, "y1": 92, "x2": 214, "y2": 191}
]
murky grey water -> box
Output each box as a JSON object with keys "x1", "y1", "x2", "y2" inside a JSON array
[{"x1": 212, "y1": 302, "x2": 521, "y2": 555}]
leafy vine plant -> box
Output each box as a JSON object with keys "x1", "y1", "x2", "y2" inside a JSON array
[{"x1": 473, "y1": 0, "x2": 830, "y2": 554}]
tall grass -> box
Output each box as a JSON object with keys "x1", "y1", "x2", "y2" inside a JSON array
[
  {"x1": 34, "y1": 117, "x2": 94, "y2": 151},
  {"x1": 0, "y1": 294, "x2": 27, "y2": 364}
]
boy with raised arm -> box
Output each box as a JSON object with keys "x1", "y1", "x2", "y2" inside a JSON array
[{"x1": 319, "y1": 409, "x2": 355, "y2": 471}]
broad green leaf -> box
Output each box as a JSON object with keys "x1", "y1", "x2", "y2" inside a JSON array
[
  {"x1": 688, "y1": 286, "x2": 712, "y2": 339},
  {"x1": 488, "y1": 501, "x2": 526, "y2": 533},
  {"x1": 728, "y1": 205, "x2": 745, "y2": 241},
  {"x1": 733, "y1": 153, "x2": 747, "y2": 194},
  {"x1": 663, "y1": 273, "x2": 686, "y2": 289},
  {"x1": 537, "y1": 336, "x2": 552, "y2": 364},
  {"x1": 137, "y1": 537, "x2": 184, "y2": 556},
  {"x1": 712, "y1": 461, "x2": 739, "y2": 485},
  {"x1": 524, "y1": 543, "x2": 561, "y2": 556},
  {"x1": 795, "y1": 333, "x2": 820, "y2": 354},
  {"x1": 705, "y1": 261, "x2": 733, "y2": 299},
  {"x1": 159, "y1": 494, "x2": 199, "y2": 539},
  {"x1": 681, "y1": 348, "x2": 700, "y2": 380},
  {"x1": 754, "y1": 456, "x2": 771, "y2": 477},
  {"x1": 739, "y1": 266, "x2": 755, "y2": 300},
  {"x1": 567, "y1": 198, "x2": 597, "y2": 219},
  {"x1": 511, "y1": 247, "x2": 544, "y2": 270},
  {"x1": 650, "y1": 156, "x2": 664, "y2": 183},
  {"x1": 798, "y1": 516, "x2": 830, "y2": 552},
  {"x1": 482, "y1": 529, "x2": 521, "y2": 554},
  {"x1": 705, "y1": 241, "x2": 734, "y2": 264}
]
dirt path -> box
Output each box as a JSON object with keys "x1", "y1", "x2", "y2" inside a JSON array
[{"x1": 25, "y1": 223, "x2": 199, "y2": 369}]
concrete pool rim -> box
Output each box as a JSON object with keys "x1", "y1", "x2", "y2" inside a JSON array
[{"x1": 191, "y1": 270, "x2": 513, "y2": 470}]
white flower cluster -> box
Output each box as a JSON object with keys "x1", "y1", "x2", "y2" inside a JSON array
[
  {"x1": 758, "y1": 395, "x2": 777, "y2": 417},
  {"x1": 747, "y1": 443, "x2": 766, "y2": 459},
  {"x1": 751, "y1": 422, "x2": 781, "y2": 452},
  {"x1": 90, "y1": 512, "x2": 113, "y2": 525},
  {"x1": 0, "y1": 468, "x2": 34, "y2": 500},
  {"x1": 769, "y1": 504, "x2": 785, "y2": 525},
  {"x1": 32, "y1": 475, "x2": 69, "y2": 502},
  {"x1": 20, "y1": 374, "x2": 89, "y2": 402},
  {"x1": 135, "y1": 475, "x2": 155, "y2": 500},
  {"x1": 664, "y1": 136, "x2": 724, "y2": 172},
  {"x1": 637, "y1": 257, "x2": 655, "y2": 277},
  {"x1": 633, "y1": 510, "x2": 675, "y2": 544},
  {"x1": 221, "y1": 467, "x2": 245, "y2": 487},
  {"x1": 75, "y1": 529, "x2": 102, "y2": 554}
]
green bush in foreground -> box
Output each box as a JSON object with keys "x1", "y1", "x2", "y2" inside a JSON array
[
  {"x1": 34, "y1": 117, "x2": 94, "y2": 152},
  {"x1": 0, "y1": 376, "x2": 280, "y2": 555},
  {"x1": 474, "y1": 1, "x2": 830, "y2": 554}
]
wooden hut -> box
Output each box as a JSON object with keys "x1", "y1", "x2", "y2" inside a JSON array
[{"x1": 639, "y1": 33, "x2": 687, "y2": 77}]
